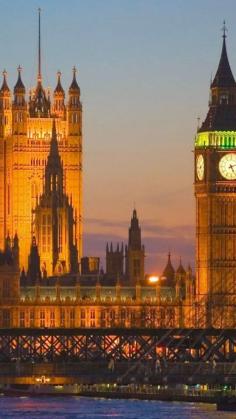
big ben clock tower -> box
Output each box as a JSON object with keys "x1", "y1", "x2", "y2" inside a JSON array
[{"x1": 195, "y1": 24, "x2": 236, "y2": 327}]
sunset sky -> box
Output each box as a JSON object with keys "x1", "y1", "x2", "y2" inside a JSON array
[{"x1": 1, "y1": 0, "x2": 236, "y2": 273}]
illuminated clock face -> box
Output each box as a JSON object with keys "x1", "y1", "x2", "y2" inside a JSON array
[
  {"x1": 196, "y1": 154, "x2": 204, "y2": 180},
  {"x1": 219, "y1": 153, "x2": 236, "y2": 180}
]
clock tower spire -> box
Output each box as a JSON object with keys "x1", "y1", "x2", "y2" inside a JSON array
[{"x1": 195, "y1": 24, "x2": 236, "y2": 327}]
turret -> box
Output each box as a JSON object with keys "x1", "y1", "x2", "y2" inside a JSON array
[
  {"x1": 199, "y1": 22, "x2": 236, "y2": 133},
  {"x1": 67, "y1": 67, "x2": 82, "y2": 136},
  {"x1": 106, "y1": 241, "x2": 124, "y2": 277},
  {"x1": 53, "y1": 71, "x2": 65, "y2": 118},
  {"x1": 0, "y1": 234, "x2": 20, "y2": 311},
  {"x1": 27, "y1": 236, "x2": 41, "y2": 284},
  {"x1": 28, "y1": 9, "x2": 51, "y2": 118},
  {"x1": 34, "y1": 119, "x2": 78, "y2": 276},
  {"x1": 0, "y1": 70, "x2": 12, "y2": 137},
  {"x1": 175, "y1": 258, "x2": 186, "y2": 299},
  {"x1": 45, "y1": 119, "x2": 63, "y2": 197},
  {"x1": 12, "y1": 66, "x2": 27, "y2": 135},
  {"x1": 125, "y1": 209, "x2": 145, "y2": 283},
  {"x1": 161, "y1": 253, "x2": 175, "y2": 287}
]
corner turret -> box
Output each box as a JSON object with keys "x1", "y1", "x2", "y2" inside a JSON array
[
  {"x1": 0, "y1": 70, "x2": 12, "y2": 137},
  {"x1": 12, "y1": 66, "x2": 27, "y2": 135},
  {"x1": 53, "y1": 71, "x2": 65, "y2": 118},
  {"x1": 67, "y1": 67, "x2": 82, "y2": 136}
]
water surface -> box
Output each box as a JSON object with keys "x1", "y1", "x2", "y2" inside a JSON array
[{"x1": 0, "y1": 396, "x2": 235, "y2": 418}]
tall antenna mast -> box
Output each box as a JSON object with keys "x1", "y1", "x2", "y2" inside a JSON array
[{"x1": 38, "y1": 7, "x2": 42, "y2": 82}]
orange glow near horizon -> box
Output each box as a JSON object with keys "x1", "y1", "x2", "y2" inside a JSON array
[{"x1": 149, "y1": 276, "x2": 159, "y2": 284}]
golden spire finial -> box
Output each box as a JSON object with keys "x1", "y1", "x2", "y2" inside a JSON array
[
  {"x1": 17, "y1": 65, "x2": 22, "y2": 74},
  {"x1": 73, "y1": 66, "x2": 77, "y2": 77},
  {"x1": 222, "y1": 20, "x2": 227, "y2": 39},
  {"x1": 3, "y1": 69, "x2": 7, "y2": 78},
  {"x1": 38, "y1": 7, "x2": 42, "y2": 82}
]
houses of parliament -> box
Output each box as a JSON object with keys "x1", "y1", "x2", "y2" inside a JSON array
[{"x1": 0, "y1": 14, "x2": 236, "y2": 329}]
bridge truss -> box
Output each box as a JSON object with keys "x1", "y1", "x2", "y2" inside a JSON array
[{"x1": 0, "y1": 328, "x2": 236, "y2": 362}]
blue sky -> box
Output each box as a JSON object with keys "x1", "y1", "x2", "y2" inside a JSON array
[{"x1": 0, "y1": 0, "x2": 236, "y2": 273}]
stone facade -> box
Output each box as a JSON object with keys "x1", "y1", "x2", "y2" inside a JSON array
[
  {"x1": 195, "y1": 30, "x2": 236, "y2": 326},
  {"x1": 0, "y1": 65, "x2": 82, "y2": 271}
]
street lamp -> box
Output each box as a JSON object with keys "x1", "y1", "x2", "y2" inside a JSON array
[{"x1": 149, "y1": 276, "x2": 159, "y2": 284}]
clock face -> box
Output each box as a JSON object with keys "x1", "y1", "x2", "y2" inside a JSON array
[
  {"x1": 196, "y1": 154, "x2": 204, "y2": 180},
  {"x1": 219, "y1": 153, "x2": 236, "y2": 180}
]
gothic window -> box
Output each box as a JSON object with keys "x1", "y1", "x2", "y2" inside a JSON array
[
  {"x1": 130, "y1": 310, "x2": 136, "y2": 326},
  {"x1": 40, "y1": 310, "x2": 45, "y2": 327},
  {"x1": 90, "y1": 310, "x2": 95, "y2": 319},
  {"x1": 2, "y1": 310, "x2": 10, "y2": 327},
  {"x1": 50, "y1": 310, "x2": 55, "y2": 327},
  {"x1": 60, "y1": 308, "x2": 65, "y2": 327},
  {"x1": 71, "y1": 112, "x2": 79, "y2": 124},
  {"x1": 80, "y1": 308, "x2": 86, "y2": 327},
  {"x1": 59, "y1": 214, "x2": 62, "y2": 253},
  {"x1": 109, "y1": 310, "x2": 115, "y2": 326},
  {"x1": 220, "y1": 94, "x2": 229, "y2": 105},
  {"x1": 15, "y1": 112, "x2": 23, "y2": 123},
  {"x1": 90, "y1": 310, "x2": 95, "y2": 327},
  {"x1": 29, "y1": 310, "x2": 34, "y2": 327},
  {"x1": 100, "y1": 310, "x2": 106, "y2": 327},
  {"x1": 121, "y1": 309, "x2": 126, "y2": 321},
  {"x1": 71, "y1": 97, "x2": 78, "y2": 106},
  {"x1": 70, "y1": 309, "x2": 75, "y2": 327},
  {"x1": 19, "y1": 311, "x2": 25, "y2": 327}
]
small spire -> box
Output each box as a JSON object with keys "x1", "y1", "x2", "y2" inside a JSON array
[
  {"x1": 13, "y1": 232, "x2": 19, "y2": 247},
  {"x1": 54, "y1": 70, "x2": 65, "y2": 94},
  {"x1": 211, "y1": 21, "x2": 235, "y2": 88},
  {"x1": 162, "y1": 252, "x2": 175, "y2": 286},
  {"x1": 69, "y1": 66, "x2": 80, "y2": 92},
  {"x1": 222, "y1": 20, "x2": 227, "y2": 40},
  {"x1": 49, "y1": 119, "x2": 59, "y2": 158},
  {"x1": 38, "y1": 7, "x2": 42, "y2": 83},
  {"x1": 176, "y1": 257, "x2": 186, "y2": 275},
  {"x1": 133, "y1": 208, "x2": 137, "y2": 219},
  {"x1": 14, "y1": 65, "x2": 25, "y2": 92},
  {"x1": 0, "y1": 70, "x2": 10, "y2": 93}
]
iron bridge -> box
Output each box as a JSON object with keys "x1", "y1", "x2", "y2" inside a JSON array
[{"x1": 0, "y1": 327, "x2": 236, "y2": 362}]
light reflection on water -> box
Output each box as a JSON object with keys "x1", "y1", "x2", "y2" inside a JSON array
[{"x1": 0, "y1": 396, "x2": 235, "y2": 419}]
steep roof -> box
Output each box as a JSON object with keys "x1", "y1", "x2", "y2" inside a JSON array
[
  {"x1": 14, "y1": 66, "x2": 25, "y2": 93},
  {"x1": 211, "y1": 34, "x2": 235, "y2": 88}
]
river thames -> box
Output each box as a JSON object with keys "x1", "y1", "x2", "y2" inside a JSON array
[{"x1": 0, "y1": 396, "x2": 234, "y2": 418}]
